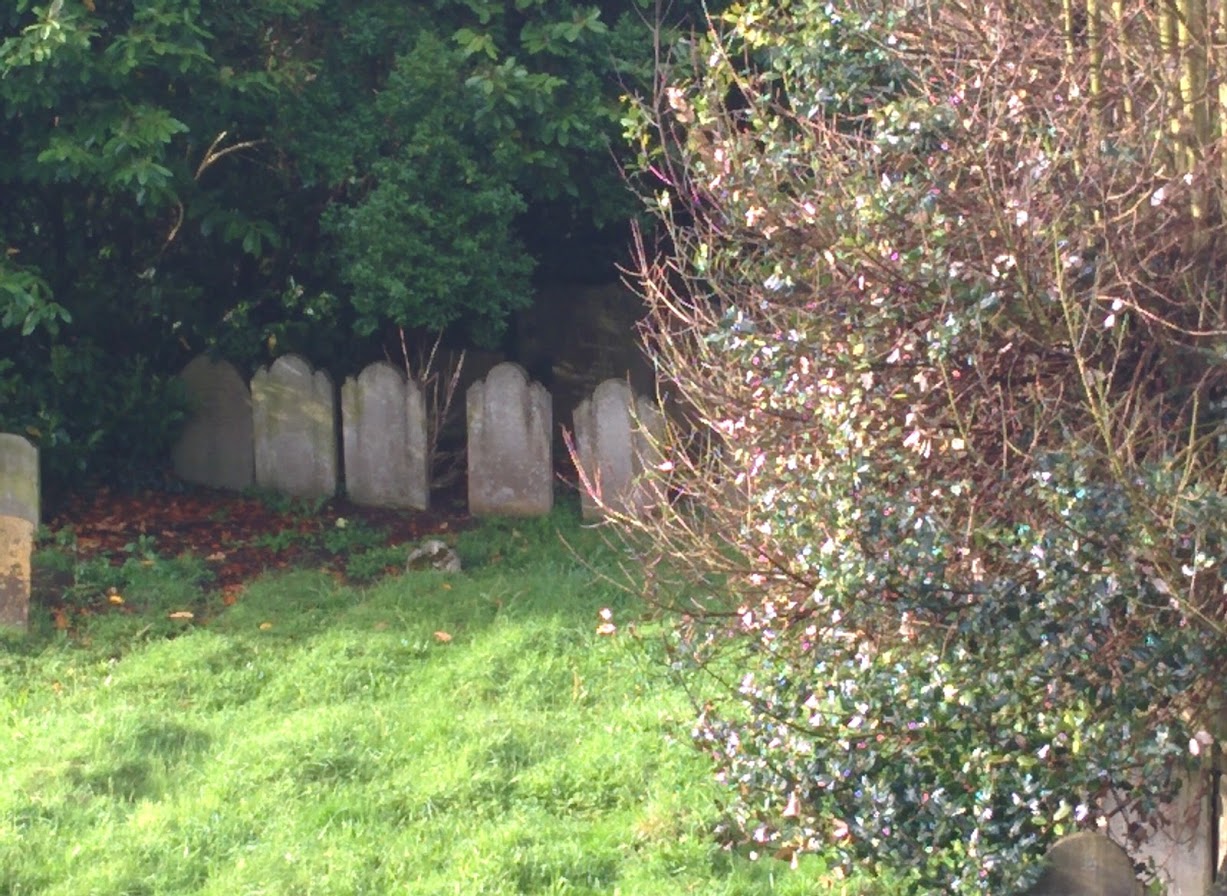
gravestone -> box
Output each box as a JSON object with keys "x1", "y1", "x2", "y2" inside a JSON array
[
  {"x1": 572, "y1": 379, "x2": 665, "y2": 520},
  {"x1": 171, "y1": 354, "x2": 254, "y2": 491},
  {"x1": 252, "y1": 354, "x2": 337, "y2": 499},
  {"x1": 1105, "y1": 767, "x2": 1219, "y2": 896},
  {"x1": 467, "y1": 362, "x2": 552, "y2": 516},
  {"x1": 1025, "y1": 832, "x2": 1142, "y2": 896},
  {"x1": 0, "y1": 434, "x2": 39, "y2": 630},
  {"x1": 341, "y1": 362, "x2": 428, "y2": 510}
]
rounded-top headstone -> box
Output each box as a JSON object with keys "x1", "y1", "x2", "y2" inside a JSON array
[
  {"x1": 466, "y1": 362, "x2": 552, "y2": 516},
  {"x1": 172, "y1": 354, "x2": 254, "y2": 491},
  {"x1": 252, "y1": 354, "x2": 338, "y2": 499},
  {"x1": 341, "y1": 361, "x2": 428, "y2": 510},
  {"x1": 1025, "y1": 832, "x2": 1142, "y2": 896}
]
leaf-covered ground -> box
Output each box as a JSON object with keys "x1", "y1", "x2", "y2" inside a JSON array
[{"x1": 33, "y1": 486, "x2": 475, "y2": 632}]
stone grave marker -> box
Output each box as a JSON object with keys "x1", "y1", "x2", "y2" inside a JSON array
[
  {"x1": 171, "y1": 354, "x2": 254, "y2": 491},
  {"x1": 1103, "y1": 765, "x2": 1221, "y2": 896},
  {"x1": 0, "y1": 433, "x2": 39, "y2": 630},
  {"x1": 1025, "y1": 832, "x2": 1142, "y2": 896},
  {"x1": 572, "y1": 379, "x2": 665, "y2": 520},
  {"x1": 252, "y1": 354, "x2": 338, "y2": 499},
  {"x1": 341, "y1": 361, "x2": 428, "y2": 510},
  {"x1": 467, "y1": 362, "x2": 552, "y2": 516}
]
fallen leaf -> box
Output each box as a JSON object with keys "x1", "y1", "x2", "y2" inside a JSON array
[
  {"x1": 433, "y1": 630, "x2": 452, "y2": 643},
  {"x1": 441, "y1": 582, "x2": 452, "y2": 591},
  {"x1": 259, "y1": 621, "x2": 273, "y2": 630},
  {"x1": 206, "y1": 552, "x2": 226, "y2": 562},
  {"x1": 168, "y1": 611, "x2": 194, "y2": 620},
  {"x1": 108, "y1": 593, "x2": 125, "y2": 606}
]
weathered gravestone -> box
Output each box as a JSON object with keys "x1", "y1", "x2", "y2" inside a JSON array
[
  {"x1": 1025, "y1": 832, "x2": 1142, "y2": 896},
  {"x1": 572, "y1": 379, "x2": 665, "y2": 521},
  {"x1": 0, "y1": 434, "x2": 39, "y2": 630},
  {"x1": 171, "y1": 354, "x2": 254, "y2": 491},
  {"x1": 341, "y1": 362, "x2": 428, "y2": 510},
  {"x1": 467, "y1": 362, "x2": 552, "y2": 516},
  {"x1": 252, "y1": 354, "x2": 337, "y2": 499},
  {"x1": 1104, "y1": 767, "x2": 1221, "y2": 896}
]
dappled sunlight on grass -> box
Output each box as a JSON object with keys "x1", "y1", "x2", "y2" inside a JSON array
[{"x1": 1, "y1": 507, "x2": 888, "y2": 895}]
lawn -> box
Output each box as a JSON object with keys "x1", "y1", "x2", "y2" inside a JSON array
[{"x1": 0, "y1": 502, "x2": 888, "y2": 896}]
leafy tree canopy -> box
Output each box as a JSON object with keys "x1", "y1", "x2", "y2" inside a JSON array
[{"x1": 0, "y1": 0, "x2": 697, "y2": 488}]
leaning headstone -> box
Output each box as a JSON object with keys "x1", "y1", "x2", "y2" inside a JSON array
[
  {"x1": 572, "y1": 379, "x2": 665, "y2": 521},
  {"x1": 341, "y1": 362, "x2": 428, "y2": 510},
  {"x1": 467, "y1": 362, "x2": 552, "y2": 516},
  {"x1": 252, "y1": 354, "x2": 337, "y2": 499},
  {"x1": 0, "y1": 434, "x2": 39, "y2": 630},
  {"x1": 1025, "y1": 832, "x2": 1142, "y2": 896},
  {"x1": 171, "y1": 354, "x2": 254, "y2": 491}
]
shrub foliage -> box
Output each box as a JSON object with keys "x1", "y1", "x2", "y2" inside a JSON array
[{"x1": 620, "y1": 0, "x2": 1227, "y2": 891}]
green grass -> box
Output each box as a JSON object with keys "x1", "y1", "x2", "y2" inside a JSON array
[{"x1": 1, "y1": 506, "x2": 886, "y2": 896}]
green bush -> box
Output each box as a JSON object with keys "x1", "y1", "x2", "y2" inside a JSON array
[
  {"x1": 0, "y1": 341, "x2": 189, "y2": 493},
  {"x1": 621, "y1": 0, "x2": 1227, "y2": 891}
]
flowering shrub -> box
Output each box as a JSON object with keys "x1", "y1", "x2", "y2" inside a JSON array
[{"x1": 618, "y1": 0, "x2": 1227, "y2": 891}]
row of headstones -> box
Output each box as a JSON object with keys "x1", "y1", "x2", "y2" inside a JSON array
[{"x1": 172, "y1": 354, "x2": 663, "y2": 519}]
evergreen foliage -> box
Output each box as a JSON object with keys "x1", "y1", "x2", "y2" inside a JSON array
[
  {"x1": 0, "y1": 0, "x2": 697, "y2": 488},
  {"x1": 620, "y1": 1, "x2": 1227, "y2": 891}
]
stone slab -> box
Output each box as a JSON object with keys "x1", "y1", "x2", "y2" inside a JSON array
[
  {"x1": 0, "y1": 433, "x2": 38, "y2": 527},
  {"x1": 467, "y1": 362, "x2": 552, "y2": 516},
  {"x1": 0, "y1": 515, "x2": 33, "y2": 630},
  {"x1": 1105, "y1": 767, "x2": 1217, "y2": 895},
  {"x1": 252, "y1": 354, "x2": 337, "y2": 500},
  {"x1": 573, "y1": 379, "x2": 664, "y2": 520},
  {"x1": 341, "y1": 361, "x2": 428, "y2": 510},
  {"x1": 171, "y1": 355, "x2": 254, "y2": 491},
  {"x1": 1025, "y1": 832, "x2": 1142, "y2": 896}
]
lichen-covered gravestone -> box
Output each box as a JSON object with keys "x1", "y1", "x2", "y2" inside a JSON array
[
  {"x1": 467, "y1": 362, "x2": 552, "y2": 516},
  {"x1": 572, "y1": 379, "x2": 665, "y2": 521},
  {"x1": 0, "y1": 433, "x2": 39, "y2": 630},
  {"x1": 171, "y1": 354, "x2": 254, "y2": 491},
  {"x1": 341, "y1": 361, "x2": 428, "y2": 510},
  {"x1": 1025, "y1": 832, "x2": 1142, "y2": 896},
  {"x1": 252, "y1": 354, "x2": 337, "y2": 499}
]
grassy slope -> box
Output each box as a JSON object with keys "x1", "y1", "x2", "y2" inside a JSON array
[{"x1": 0, "y1": 510, "x2": 883, "y2": 896}]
